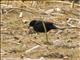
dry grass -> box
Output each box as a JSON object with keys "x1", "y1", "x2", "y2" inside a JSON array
[{"x1": 1, "y1": 0, "x2": 80, "y2": 60}]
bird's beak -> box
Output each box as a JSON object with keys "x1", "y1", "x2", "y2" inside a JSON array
[{"x1": 28, "y1": 26, "x2": 34, "y2": 34}]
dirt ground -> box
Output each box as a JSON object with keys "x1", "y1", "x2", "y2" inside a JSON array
[{"x1": 0, "y1": 1, "x2": 80, "y2": 60}]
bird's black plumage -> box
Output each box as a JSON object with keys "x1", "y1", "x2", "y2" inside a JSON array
[{"x1": 29, "y1": 20, "x2": 58, "y2": 32}]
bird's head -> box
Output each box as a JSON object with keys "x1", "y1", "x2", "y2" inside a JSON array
[
  {"x1": 29, "y1": 20, "x2": 37, "y2": 26},
  {"x1": 28, "y1": 20, "x2": 37, "y2": 34},
  {"x1": 28, "y1": 20, "x2": 37, "y2": 29}
]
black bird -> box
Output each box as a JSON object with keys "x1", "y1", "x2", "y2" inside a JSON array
[{"x1": 29, "y1": 20, "x2": 58, "y2": 32}]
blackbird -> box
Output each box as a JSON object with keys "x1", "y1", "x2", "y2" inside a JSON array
[{"x1": 29, "y1": 20, "x2": 58, "y2": 32}]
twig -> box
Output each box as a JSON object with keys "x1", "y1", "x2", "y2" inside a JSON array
[
  {"x1": 19, "y1": 1, "x2": 40, "y2": 13},
  {"x1": 40, "y1": 16, "x2": 49, "y2": 44},
  {"x1": 67, "y1": 18, "x2": 80, "y2": 28},
  {"x1": 19, "y1": 11, "x2": 23, "y2": 18},
  {"x1": 46, "y1": 1, "x2": 80, "y2": 7},
  {"x1": 71, "y1": 0, "x2": 75, "y2": 8},
  {"x1": 30, "y1": 39, "x2": 41, "y2": 46},
  {"x1": 25, "y1": 45, "x2": 40, "y2": 53}
]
